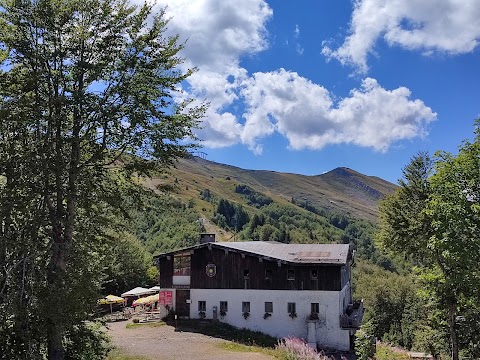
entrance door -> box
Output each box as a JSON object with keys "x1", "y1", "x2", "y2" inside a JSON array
[{"x1": 175, "y1": 289, "x2": 190, "y2": 318}]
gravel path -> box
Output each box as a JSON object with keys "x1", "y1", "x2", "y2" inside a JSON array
[{"x1": 107, "y1": 320, "x2": 274, "y2": 360}]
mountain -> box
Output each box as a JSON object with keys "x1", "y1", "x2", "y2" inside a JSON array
[{"x1": 143, "y1": 156, "x2": 397, "y2": 223}]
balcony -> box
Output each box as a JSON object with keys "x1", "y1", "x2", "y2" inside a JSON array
[{"x1": 340, "y1": 299, "x2": 364, "y2": 329}]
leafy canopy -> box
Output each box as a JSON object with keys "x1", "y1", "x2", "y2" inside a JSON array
[{"x1": 0, "y1": 0, "x2": 205, "y2": 358}]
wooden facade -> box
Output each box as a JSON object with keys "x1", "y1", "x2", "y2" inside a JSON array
[
  {"x1": 158, "y1": 256, "x2": 173, "y2": 288},
  {"x1": 159, "y1": 245, "x2": 350, "y2": 291}
]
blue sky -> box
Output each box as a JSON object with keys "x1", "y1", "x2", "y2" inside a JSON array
[{"x1": 152, "y1": 0, "x2": 480, "y2": 184}]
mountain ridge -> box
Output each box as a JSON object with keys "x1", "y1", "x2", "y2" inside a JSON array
[{"x1": 154, "y1": 156, "x2": 398, "y2": 223}]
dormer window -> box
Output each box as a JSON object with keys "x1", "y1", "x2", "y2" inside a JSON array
[
  {"x1": 287, "y1": 269, "x2": 295, "y2": 280},
  {"x1": 265, "y1": 269, "x2": 272, "y2": 279}
]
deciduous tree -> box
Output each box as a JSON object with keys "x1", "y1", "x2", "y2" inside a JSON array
[
  {"x1": 0, "y1": 0, "x2": 205, "y2": 358},
  {"x1": 378, "y1": 121, "x2": 480, "y2": 360}
]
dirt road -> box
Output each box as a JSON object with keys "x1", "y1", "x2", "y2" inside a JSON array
[{"x1": 107, "y1": 320, "x2": 274, "y2": 360}]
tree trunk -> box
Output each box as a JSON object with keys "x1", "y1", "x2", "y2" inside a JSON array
[
  {"x1": 47, "y1": 322, "x2": 64, "y2": 360},
  {"x1": 448, "y1": 299, "x2": 459, "y2": 360},
  {"x1": 47, "y1": 223, "x2": 66, "y2": 360}
]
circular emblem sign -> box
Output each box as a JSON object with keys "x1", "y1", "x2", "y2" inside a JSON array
[{"x1": 206, "y1": 263, "x2": 216, "y2": 277}]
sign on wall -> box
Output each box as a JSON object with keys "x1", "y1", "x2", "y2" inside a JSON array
[
  {"x1": 159, "y1": 290, "x2": 173, "y2": 305},
  {"x1": 206, "y1": 263, "x2": 216, "y2": 277}
]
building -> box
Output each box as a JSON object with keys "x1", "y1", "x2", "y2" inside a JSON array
[{"x1": 153, "y1": 238, "x2": 363, "y2": 351}]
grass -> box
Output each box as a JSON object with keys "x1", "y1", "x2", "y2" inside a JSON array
[
  {"x1": 125, "y1": 321, "x2": 165, "y2": 329},
  {"x1": 168, "y1": 319, "x2": 278, "y2": 348},
  {"x1": 218, "y1": 342, "x2": 280, "y2": 357},
  {"x1": 152, "y1": 156, "x2": 394, "y2": 224},
  {"x1": 106, "y1": 349, "x2": 150, "y2": 360}
]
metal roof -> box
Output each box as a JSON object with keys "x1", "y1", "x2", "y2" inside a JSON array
[{"x1": 155, "y1": 241, "x2": 350, "y2": 265}]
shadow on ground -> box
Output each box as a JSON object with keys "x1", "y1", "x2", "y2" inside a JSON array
[{"x1": 165, "y1": 319, "x2": 356, "y2": 359}]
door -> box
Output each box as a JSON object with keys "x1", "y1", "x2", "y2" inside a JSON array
[{"x1": 175, "y1": 289, "x2": 190, "y2": 318}]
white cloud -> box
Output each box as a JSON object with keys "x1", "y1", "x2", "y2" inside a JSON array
[
  {"x1": 296, "y1": 44, "x2": 304, "y2": 55},
  {"x1": 143, "y1": 1, "x2": 436, "y2": 154},
  {"x1": 294, "y1": 24, "x2": 300, "y2": 38},
  {"x1": 240, "y1": 70, "x2": 437, "y2": 152},
  {"x1": 148, "y1": 0, "x2": 273, "y2": 147},
  {"x1": 322, "y1": 0, "x2": 480, "y2": 72}
]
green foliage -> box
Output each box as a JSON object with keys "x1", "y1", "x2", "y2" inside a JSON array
[
  {"x1": 107, "y1": 349, "x2": 150, "y2": 360},
  {"x1": 101, "y1": 231, "x2": 157, "y2": 296},
  {"x1": 64, "y1": 322, "x2": 111, "y2": 360},
  {"x1": 353, "y1": 261, "x2": 424, "y2": 350},
  {"x1": 377, "y1": 121, "x2": 480, "y2": 360},
  {"x1": 374, "y1": 343, "x2": 411, "y2": 360},
  {"x1": 0, "y1": 0, "x2": 204, "y2": 357},
  {"x1": 200, "y1": 188, "x2": 214, "y2": 202},
  {"x1": 241, "y1": 202, "x2": 342, "y2": 244},
  {"x1": 355, "y1": 322, "x2": 375, "y2": 360},
  {"x1": 213, "y1": 199, "x2": 249, "y2": 231},
  {"x1": 131, "y1": 194, "x2": 204, "y2": 254},
  {"x1": 235, "y1": 185, "x2": 273, "y2": 208}
]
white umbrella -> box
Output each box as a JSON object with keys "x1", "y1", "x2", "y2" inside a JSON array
[{"x1": 121, "y1": 287, "x2": 156, "y2": 297}]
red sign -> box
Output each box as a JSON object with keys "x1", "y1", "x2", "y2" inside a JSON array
[{"x1": 159, "y1": 291, "x2": 173, "y2": 305}]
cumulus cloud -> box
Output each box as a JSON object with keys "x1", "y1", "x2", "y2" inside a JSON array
[
  {"x1": 322, "y1": 0, "x2": 480, "y2": 72},
  {"x1": 240, "y1": 70, "x2": 436, "y2": 152},
  {"x1": 147, "y1": 0, "x2": 272, "y2": 147},
  {"x1": 143, "y1": 1, "x2": 436, "y2": 154}
]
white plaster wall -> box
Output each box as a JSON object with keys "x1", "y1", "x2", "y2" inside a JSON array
[
  {"x1": 172, "y1": 276, "x2": 190, "y2": 286},
  {"x1": 190, "y1": 289, "x2": 350, "y2": 351}
]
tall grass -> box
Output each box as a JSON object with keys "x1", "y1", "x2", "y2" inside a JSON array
[{"x1": 276, "y1": 337, "x2": 341, "y2": 360}]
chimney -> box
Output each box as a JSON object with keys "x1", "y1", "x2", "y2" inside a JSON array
[{"x1": 199, "y1": 233, "x2": 216, "y2": 244}]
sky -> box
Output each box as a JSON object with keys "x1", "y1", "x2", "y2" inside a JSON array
[{"x1": 150, "y1": 0, "x2": 480, "y2": 184}]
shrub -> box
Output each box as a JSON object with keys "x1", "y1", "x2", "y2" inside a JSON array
[
  {"x1": 64, "y1": 322, "x2": 111, "y2": 360},
  {"x1": 276, "y1": 337, "x2": 331, "y2": 360},
  {"x1": 355, "y1": 322, "x2": 375, "y2": 360}
]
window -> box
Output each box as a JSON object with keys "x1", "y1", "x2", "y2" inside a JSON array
[
  {"x1": 173, "y1": 253, "x2": 191, "y2": 276},
  {"x1": 287, "y1": 302, "x2": 296, "y2": 314},
  {"x1": 243, "y1": 269, "x2": 250, "y2": 278},
  {"x1": 310, "y1": 269, "x2": 318, "y2": 279},
  {"x1": 220, "y1": 301, "x2": 228, "y2": 312},
  {"x1": 198, "y1": 301, "x2": 206, "y2": 312},
  {"x1": 311, "y1": 303, "x2": 319, "y2": 314},
  {"x1": 242, "y1": 302, "x2": 250, "y2": 313},
  {"x1": 287, "y1": 269, "x2": 295, "y2": 280},
  {"x1": 265, "y1": 302, "x2": 273, "y2": 313},
  {"x1": 265, "y1": 269, "x2": 272, "y2": 279}
]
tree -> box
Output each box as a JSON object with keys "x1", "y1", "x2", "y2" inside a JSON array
[
  {"x1": 0, "y1": 0, "x2": 205, "y2": 358},
  {"x1": 102, "y1": 231, "x2": 157, "y2": 296},
  {"x1": 378, "y1": 121, "x2": 480, "y2": 360}
]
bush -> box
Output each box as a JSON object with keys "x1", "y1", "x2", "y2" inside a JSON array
[
  {"x1": 375, "y1": 343, "x2": 411, "y2": 360},
  {"x1": 355, "y1": 322, "x2": 375, "y2": 360},
  {"x1": 276, "y1": 337, "x2": 331, "y2": 360},
  {"x1": 64, "y1": 322, "x2": 111, "y2": 360}
]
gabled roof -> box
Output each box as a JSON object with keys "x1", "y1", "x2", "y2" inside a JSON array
[{"x1": 154, "y1": 241, "x2": 351, "y2": 265}]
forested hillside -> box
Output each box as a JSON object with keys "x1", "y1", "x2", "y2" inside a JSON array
[
  {"x1": 125, "y1": 151, "x2": 480, "y2": 359},
  {"x1": 132, "y1": 157, "x2": 396, "y2": 269}
]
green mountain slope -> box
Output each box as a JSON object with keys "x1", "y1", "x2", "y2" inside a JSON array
[{"x1": 160, "y1": 156, "x2": 397, "y2": 222}]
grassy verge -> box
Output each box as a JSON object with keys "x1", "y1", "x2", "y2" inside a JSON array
[
  {"x1": 106, "y1": 349, "x2": 150, "y2": 360},
  {"x1": 125, "y1": 321, "x2": 165, "y2": 329},
  {"x1": 218, "y1": 342, "x2": 280, "y2": 357},
  {"x1": 167, "y1": 319, "x2": 278, "y2": 347}
]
